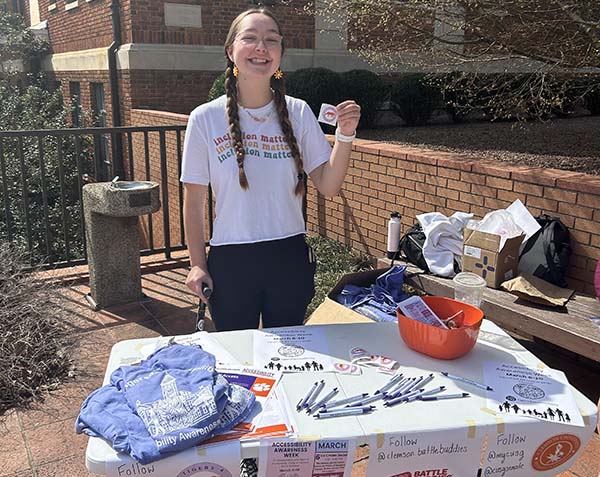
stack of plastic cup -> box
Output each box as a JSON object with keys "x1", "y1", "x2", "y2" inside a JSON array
[{"x1": 452, "y1": 272, "x2": 487, "y2": 308}]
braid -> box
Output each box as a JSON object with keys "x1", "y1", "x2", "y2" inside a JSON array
[
  {"x1": 224, "y1": 63, "x2": 249, "y2": 190},
  {"x1": 271, "y1": 78, "x2": 305, "y2": 196}
]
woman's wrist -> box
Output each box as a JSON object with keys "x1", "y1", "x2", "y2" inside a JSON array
[{"x1": 335, "y1": 128, "x2": 356, "y2": 143}]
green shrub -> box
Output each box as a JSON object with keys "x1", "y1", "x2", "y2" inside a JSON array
[
  {"x1": 305, "y1": 235, "x2": 371, "y2": 319},
  {"x1": 390, "y1": 74, "x2": 441, "y2": 126},
  {"x1": 207, "y1": 72, "x2": 226, "y2": 102},
  {"x1": 285, "y1": 68, "x2": 343, "y2": 131},
  {"x1": 339, "y1": 69, "x2": 387, "y2": 129}
]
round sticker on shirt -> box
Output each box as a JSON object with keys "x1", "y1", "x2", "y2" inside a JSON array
[{"x1": 531, "y1": 434, "x2": 581, "y2": 471}]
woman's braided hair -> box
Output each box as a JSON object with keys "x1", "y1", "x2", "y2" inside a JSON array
[{"x1": 224, "y1": 8, "x2": 305, "y2": 195}]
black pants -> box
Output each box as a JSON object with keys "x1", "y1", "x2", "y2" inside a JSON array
[{"x1": 207, "y1": 234, "x2": 316, "y2": 331}]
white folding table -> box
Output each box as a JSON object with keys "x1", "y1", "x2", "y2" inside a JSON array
[{"x1": 85, "y1": 321, "x2": 598, "y2": 476}]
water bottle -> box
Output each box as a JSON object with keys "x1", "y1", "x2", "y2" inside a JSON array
[{"x1": 387, "y1": 212, "x2": 401, "y2": 260}]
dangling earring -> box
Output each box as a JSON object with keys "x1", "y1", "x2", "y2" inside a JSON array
[
  {"x1": 273, "y1": 69, "x2": 283, "y2": 80},
  {"x1": 233, "y1": 65, "x2": 239, "y2": 77}
]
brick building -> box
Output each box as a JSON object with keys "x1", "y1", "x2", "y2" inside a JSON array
[{"x1": 21, "y1": 0, "x2": 368, "y2": 127}]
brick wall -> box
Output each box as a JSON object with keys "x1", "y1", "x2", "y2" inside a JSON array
[
  {"x1": 40, "y1": 0, "x2": 122, "y2": 54},
  {"x1": 50, "y1": 71, "x2": 113, "y2": 125},
  {"x1": 129, "y1": 109, "x2": 189, "y2": 249},
  {"x1": 41, "y1": 0, "x2": 313, "y2": 55},
  {"x1": 123, "y1": 70, "x2": 222, "y2": 118},
  {"x1": 130, "y1": 109, "x2": 600, "y2": 296},
  {"x1": 128, "y1": 0, "x2": 314, "y2": 48}
]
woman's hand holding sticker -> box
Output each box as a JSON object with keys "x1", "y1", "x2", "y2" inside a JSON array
[
  {"x1": 318, "y1": 103, "x2": 338, "y2": 126},
  {"x1": 336, "y1": 100, "x2": 361, "y2": 136}
]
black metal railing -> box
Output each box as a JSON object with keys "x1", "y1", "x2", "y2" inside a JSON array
[{"x1": 0, "y1": 125, "x2": 205, "y2": 269}]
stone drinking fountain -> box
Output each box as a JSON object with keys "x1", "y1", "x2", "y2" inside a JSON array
[{"x1": 83, "y1": 180, "x2": 161, "y2": 310}]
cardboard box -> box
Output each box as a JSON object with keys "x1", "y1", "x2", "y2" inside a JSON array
[
  {"x1": 306, "y1": 268, "x2": 388, "y2": 325},
  {"x1": 462, "y1": 229, "x2": 525, "y2": 288}
]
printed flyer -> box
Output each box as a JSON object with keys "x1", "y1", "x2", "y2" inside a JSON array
[
  {"x1": 367, "y1": 429, "x2": 485, "y2": 477},
  {"x1": 253, "y1": 327, "x2": 337, "y2": 373},
  {"x1": 483, "y1": 362, "x2": 584, "y2": 426},
  {"x1": 106, "y1": 440, "x2": 241, "y2": 477},
  {"x1": 258, "y1": 438, "x2": 355, "y2": 477},
  {"x1": 204, "y1": 366, "x2": 288, "y2": 443}
]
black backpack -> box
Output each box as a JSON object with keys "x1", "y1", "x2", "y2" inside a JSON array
[
  {"x1": 399, "y1": 223, "x2": 430, "y2": 272},
  {"x1": 518, "y1": 214, "x2": 571, "y2": 288},
  {"x1": 398, "y1": 223, "x2": 460, "y2": 274}
]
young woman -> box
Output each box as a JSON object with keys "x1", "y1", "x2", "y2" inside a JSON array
[{"x1": 181, "y1": 8, "x2": 361, "y2": 331}]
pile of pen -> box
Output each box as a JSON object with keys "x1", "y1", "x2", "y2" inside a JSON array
[{"x1": 296, "y1": 371, "x2": 488, "y2": 419}]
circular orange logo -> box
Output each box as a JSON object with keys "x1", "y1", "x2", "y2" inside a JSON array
[
  {"x1": 324, "y1": 107, "x2": 337, "y2": 121},
  {"x1": 531, "y1": 434, "x2": 581, "y2": 471}
]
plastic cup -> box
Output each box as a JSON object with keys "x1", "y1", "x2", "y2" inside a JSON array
[{"x1": 453, "y1": 272, "x2": 486, "y2": 308}]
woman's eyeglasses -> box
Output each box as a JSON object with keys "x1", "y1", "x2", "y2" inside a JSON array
[{"x1": 236, "y1": 33, "x2": 283, "y2": 48}]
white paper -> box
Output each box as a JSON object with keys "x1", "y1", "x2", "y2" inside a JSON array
[
  {"x1": 506, "y1": 199, "x2": 541, "y2": 245},
  {"x1": 367, "y1": 429, "x2": 485, "y2": 477},
  {"x1": 249, "y1": 387, "x2": 294, "y2": 438},
  {"x1": 253, "y1": 327, "x2": 337, "y2": 372},
  {"x1": 484, "y1": 362, "x2": 584, "y2": 426},
  {"x1": 258, "y1": 438, "x2": 355, "y2": 477},
  {"x1": 216, "y1": 366, "x2": 283, "y2": 438},
  {"x1": 149, "y1": 332, "x2": 240, "y2": 367},
  {"x1": 106, "y1": 440, "x2": 241, "y2": 477}
]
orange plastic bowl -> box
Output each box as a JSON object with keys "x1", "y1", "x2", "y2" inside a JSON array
[{"x1": 397, "y1": 296, "x2": 484, "y2": 360}]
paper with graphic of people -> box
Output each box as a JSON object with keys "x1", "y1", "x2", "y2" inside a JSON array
[
  {"x1": 253, "y1": 327, "x2": 356, "y2": 374},
  {"x1": 483, "y1": 362, "x2": 584, "y2": 426}
]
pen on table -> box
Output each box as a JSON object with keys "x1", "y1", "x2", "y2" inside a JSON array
[
  {"x1": 307, "y1": 387, "x2": 339, "y2": 414},
  {"x1": 387, "y1": 376, "x2": 422, "y2": 399},
  {"x1": 387, "y1": 387, "x2": 425, "y2": 402},
  {"x1": 441, "y1": 372, "x2": 493, "y2": 391},
  {"x1": 315, "y1": 406, "x2": 375, "y2": 419},
  {"x1": 387, "y1": 377, "x2": 414, "y2": 396},
  {"x1": 384, "y1": 386, "x2": 446, "y2": 407},
  {"x1": 415, "y1": 373, "x2": 435, "y2": 391},
  {"x1": 374, "y1": 373, "x2": 404, "y2": 395},
  {"x1": 305, "y1": 380, "x2": 326, "y2": 408},
  {"x1": 419, "y1": 392, "x2": 470, "y2": 401},
  {"x1": 320, "y1": 405, "x2": 376, "y2": 414},
  {"x1": 322, "y1": 393, "x2": 368, "y2": 410},
  {"x1": 404, "y1": 373, "x2": 434, "y2": 396},
  {"x1": 298, "y1": 381, "x2": 319, "y2": 411},
  {"x1": 382, "y1": 377, "x2": 408, "y2": 398},
  {"x1": 345, "y1": 393, "x2": 385, "y2": 407}
]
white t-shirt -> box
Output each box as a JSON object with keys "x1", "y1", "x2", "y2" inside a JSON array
[{"x1": 180, "y1": 95, "x2": 332, "y2": 246}]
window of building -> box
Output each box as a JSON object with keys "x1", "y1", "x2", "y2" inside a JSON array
[
  {"x1": 91, "y1": 82, "x2": 110, "y2": 181},
  {"x1": 69, "y1": 81, "x2": 82, "y2": 127}
]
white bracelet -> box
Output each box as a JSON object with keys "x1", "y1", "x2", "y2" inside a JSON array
[{"x1": 335, "y1": 128, "x2": 356, "y2": 143}]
